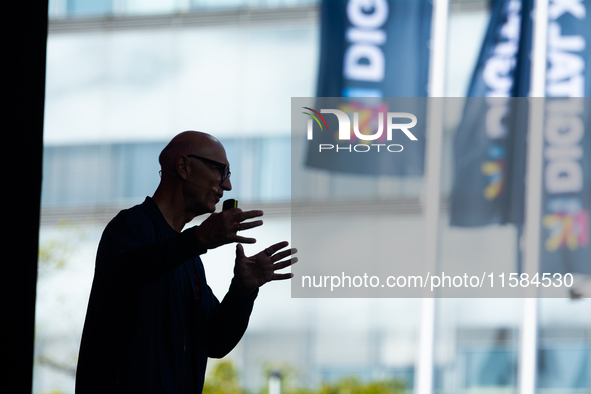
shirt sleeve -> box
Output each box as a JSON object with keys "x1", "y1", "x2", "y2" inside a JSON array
[{"x1": 206, "y1": 281, "x2": 258, "y2": 358}]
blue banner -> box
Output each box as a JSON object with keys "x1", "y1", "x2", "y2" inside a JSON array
[
  {"x1": 450, "y1": 0, "x2": 523, "y2": 226},
  {"x1": 306, "y1": 0, "x2": 432, "y2": 176},
  {"x1": 512, "y1": 0, "x2": 591, "y2": 276},
  {"x1": 539, "y1": 0, "x2": 591, "y2": 275}
]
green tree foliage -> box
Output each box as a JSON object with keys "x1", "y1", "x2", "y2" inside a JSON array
[
  {"x1": 316, "y1": 377, "x2": 405, "y2": 394},
  {"x1": 203, "y1": 360, "x2": 246, "y2": 394},
  {"x1": 37, "y1": 221, "x2": 84, "y2": 277},
  {"x1": 204, "y1": 360, "x2": 406, "y2": 394}
]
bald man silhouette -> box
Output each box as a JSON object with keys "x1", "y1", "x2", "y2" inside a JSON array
[{"x1": 76, "y1": 131, "x2": 297, "y2": 394}]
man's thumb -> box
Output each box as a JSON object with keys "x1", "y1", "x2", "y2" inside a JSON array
[{"x1": 236, "y1": 243, "x2": 245, "y2": 258}]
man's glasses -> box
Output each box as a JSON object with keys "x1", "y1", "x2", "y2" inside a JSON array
[{"x1": 187, "y1": 154, "x2": 231, "y2": 182}]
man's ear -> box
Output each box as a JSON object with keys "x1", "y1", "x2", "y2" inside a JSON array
[{"x1": 176, "y1": 155, "x2": 190, "y2": 180}]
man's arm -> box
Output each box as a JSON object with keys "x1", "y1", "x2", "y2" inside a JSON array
[
  {"x1": 206, "y1": 242, "x2": 297, "y2": 358},
  {"x1": 206, "y1": 281, "x2": 258, "y2": 358},
  {"x1": 97, "y1": 206, "x2": 264, "y2": 290}
]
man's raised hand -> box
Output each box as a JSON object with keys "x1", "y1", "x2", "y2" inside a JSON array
[
  {"x1": 193, "y1": 208, "x2": 264, "y2": 250},
  {"x1": 232, "y1": 241, "x2": 298, "y2": 295}
]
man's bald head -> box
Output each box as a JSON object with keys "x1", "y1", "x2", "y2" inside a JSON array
[
  {"x1": 153, "y1": 131, "x2": 232, "y2": 224},
  {"x1": 158, "y1": 130, "x2": 224, "y2": 174}
]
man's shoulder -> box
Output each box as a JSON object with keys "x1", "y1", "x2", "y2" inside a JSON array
[
  {"x1": 108, "y1": 197, "x2": 158, "y2": 227},
  {"x1": 101, "y1": 197, "x2": 162, "y2": 244}
]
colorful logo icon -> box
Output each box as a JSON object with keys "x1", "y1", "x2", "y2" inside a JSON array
[
  {"x1": 481, "y1": 145, "x2": 506, "y2": 200},
  {"x1": 543, "y1": 198, "x2": 589, "y2": 251},
  {"x1": 302, "y1": 107, "x2": 328, "y2": 132}
]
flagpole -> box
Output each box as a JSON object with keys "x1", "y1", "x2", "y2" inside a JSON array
[
  {"x1": 519, "y1": 0, "x2": 548, "y2": 393},
  {"x1": 415, "y1": 0, "x2": 449, "y2": 392}
]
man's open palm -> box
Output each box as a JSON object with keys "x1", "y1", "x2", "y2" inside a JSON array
[{"x1": 233, "y1": 241, "x2": 297, "y2": 295}]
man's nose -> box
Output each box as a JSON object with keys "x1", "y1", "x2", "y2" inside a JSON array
[{"x1": 220, "y1": 176, "x2": 232, "y2": 191}]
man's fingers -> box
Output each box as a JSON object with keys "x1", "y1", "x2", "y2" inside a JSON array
[
  {"x1": 235, "y1": 236, "x2": 257, "y2": 244},
  {"x1": 270, "y1": 248, "x2": 297, "y2": 262},
  {"x1": 272, "y1": 273, "x2": 294, "y2": 281},
  {"x1": 263, "y1": 241, "x2": 290, "y2": 257},
  {"x1": 273, "y1": 257, "x2": 297, "y2": 270},
  {"x1": 238, "y1": 210, "x2": 264, "y2": 221},
  {"x1": 238, "y1": 220, "x2": 263, "y2": 231}
]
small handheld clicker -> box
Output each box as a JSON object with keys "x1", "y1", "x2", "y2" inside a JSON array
[{"x1": 222, "y1": 199, "x2": 238, "y2": 211}]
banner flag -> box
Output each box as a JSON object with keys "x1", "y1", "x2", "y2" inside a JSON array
[
  {"x1": 539, "y1": 0, "x2": 591, "y2": 275},
  {"x1": 305, "y1": 0, "x2": 432, "y2": 176},
  {"x1": 450, "y1": 0, "x2": 523, "y2": 226},
  {"x1": 512, "y1": 0, "x2": 590, "y2": 275}
]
